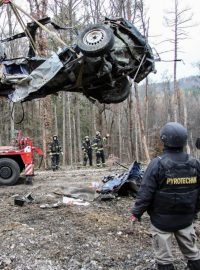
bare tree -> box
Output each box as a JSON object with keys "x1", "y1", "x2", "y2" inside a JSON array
[
  {"x1": 164, "y1": 0, "x2": 193, "y2": 122},
  {"x1": 134, "y1": 83, "x2": 150, "y2": 162},
  {"x1": 26, "y1": 0, "x2": 52, "y2": 169},
  {"x1": 62, "y1": 93, "x2": 66, "y2": 166},
  {"x1": 134, "y1": 0, "x2": 150, "y2": 162},
  {"x1": 67, "y1": 93, "x2": 73, "y2": 166}
]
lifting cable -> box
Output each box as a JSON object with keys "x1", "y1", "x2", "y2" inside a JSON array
[
  {"x1": 9, "y1": 2, "x2": 38, "y2": 56},
  {"x1": 133, "y1": 54, "x2": 146, "y2": 82},
  {"x1": 1, "y1": 0, "x2": 77, "y2": 54},
  {"x1": 10, "y1": 1, "x2": 76, "y2": 54},
  {"x1": 1, "y1": 0, "x2": 78, "y2": 125}
]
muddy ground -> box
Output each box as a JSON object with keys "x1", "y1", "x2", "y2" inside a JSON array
[{"x1": 0, "y1": 166, "x2": 200, "y2": 270}]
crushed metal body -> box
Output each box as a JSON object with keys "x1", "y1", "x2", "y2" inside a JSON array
[
  {"x1": 0, "y1": 17, "x2": 155, "y2": 104},
  {"x1": 97, "y1": 161, "x2": 144, "y2": 199}
]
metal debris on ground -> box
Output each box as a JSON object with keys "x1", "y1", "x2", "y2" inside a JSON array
[
  {"x1": 62, "y1": 196, "x2": 90, "y2": 206},
  {"x1": 96, "y1": 161, "x2": 144, "y2": 199},
  {"x1": 13, "y1": 192, "x2": 34, "y2": 206},
  {"x1": 40, "y1": 201, "x2": 62, "y2": 209}
]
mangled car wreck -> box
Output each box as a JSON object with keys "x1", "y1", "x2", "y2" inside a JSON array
[
  {"x1": 97, "y1": 161, "x2": 144, "y2": 199},
  {"x1": 0, "y1": 14, "x2": 155, "y2": 104}
]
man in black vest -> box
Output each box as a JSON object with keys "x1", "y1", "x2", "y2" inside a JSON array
[{"x1": 131, "y1": 122, "x2": 200, "y2": 270}]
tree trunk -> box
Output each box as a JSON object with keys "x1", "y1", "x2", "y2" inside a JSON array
[
  {"x1": 73, "y1": 113, "x2": 77, "y2": 165},
  {"x1": 118, "y1": 106, "x2": 122, "y2": 161},
  {"x1": 96, "y1": 105, "x2": 103, "y2": 132},
  {"x1": 134, "y1": 83, "x2": 150, "y2": 163},
  {"x1": 67, "y1": 93, "x2": 73, "y2": 167},
  {"x1": 182, "y1": 91, "x2": 191, "y2": 154},
  {"x1": 127, "y1": 89, "x2": 134, "y2": 159},
  {"x1": 41, "y1": 97, "x2": 52, "y2": 168},
  {"x1": 75, "y1": 95, "x2": 81, "y2": 163},
  {"x1": 54, "y1": 101, "x2": 58, "y2": 136},
  {"x1": 7, "y1": 5, "x2": 15, "y2": 140},
  {"x1": 134, "y1": 101, "x2": 139, "y2": 161},
  {"x1": 10, "y1": 103, "x2": 15, "y2": 142},
  {"x1": 92, "y1": 104, "x2": 97, "y2": 135},
  {"x1": 27, "y1": 0, "x2": 51, "y2": 169},
  {"x1": 144, "y1": 78, "x2": 149, "y2": 136},
  {"x1": 62, "y1": 93, "x2": 66, "y2": 166}
]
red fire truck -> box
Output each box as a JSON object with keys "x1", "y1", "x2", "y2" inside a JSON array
[{"x1": 0, "y1": 130, "x2": 43, "y2": 185}]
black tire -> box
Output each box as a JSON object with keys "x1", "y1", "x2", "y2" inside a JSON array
[
  {"x1": 86, "y1": 77, "x2": 131, "y2": 104},
  {"x1": 77, "y1": 24, "x2": 114, "y2": 57},
  {"x1": 101, "y1": 77, "x2": 131, "y2": 103},
  {"x1": 0, "y1": 158, "x2": 20, "y2": 185}
]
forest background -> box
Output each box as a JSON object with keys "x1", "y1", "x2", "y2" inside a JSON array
[{"x1": 0, "y1": 0, "x2": 200, "y2": 168}]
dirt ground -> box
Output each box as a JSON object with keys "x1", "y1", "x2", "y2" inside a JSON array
[{"x1": 0, "y1": 166, "x2": 200, "y2": 270}]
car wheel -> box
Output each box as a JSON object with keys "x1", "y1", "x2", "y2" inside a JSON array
[
  {"x1": 77, "y1": 24, "x2": 114, "y2": 57},
  {"x1": 87, "y1": 77, "x2": 131, "y2": 104},
  {"x1": 0, "y1": 158, "x2": 20, "y2": 185},
  {"x1": 101, "y1": 77, "x2": 131, "y2": 103}
]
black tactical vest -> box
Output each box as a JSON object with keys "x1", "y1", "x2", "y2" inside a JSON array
[
  {"x1": 51, "y1": 142, "x2": 60, "y2": 153},
  {"x1": 152, "y1": 155, "x2": 199, "y2": 215}
]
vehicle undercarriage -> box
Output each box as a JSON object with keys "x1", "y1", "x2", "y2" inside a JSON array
[{"x1": 0, "y1": 15, "x2": 156, "y2": 104}]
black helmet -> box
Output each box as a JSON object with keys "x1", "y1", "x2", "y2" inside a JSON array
[{"x1": 160, "y1": 122, "x2": 187, "y2": 148}]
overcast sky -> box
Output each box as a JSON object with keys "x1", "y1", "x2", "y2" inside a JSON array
[{"x1": 145, "y1": 0, "x2": 200, "y2": 83}]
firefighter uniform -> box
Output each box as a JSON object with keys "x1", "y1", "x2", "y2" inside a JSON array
[
  {"x1": 82, "y1": 136, "x2": 93, "y2": 166},
  {"x1": 49, "y1": 135, "x2": 62, "y2": 171},
  {"x1": 92, "y1": 131, "x2": 107, "y2": 167},
  {"x1": 132, "y1": 122, "x2": 200, "y2": 270}
]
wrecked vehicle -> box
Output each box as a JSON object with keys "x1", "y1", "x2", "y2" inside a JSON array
[
  {"x1": 96, "y1": 161, "x2": 144, "y2": 199},
  {"x1": 0, "y1": 15, "x2": 155, "y2": 104}
]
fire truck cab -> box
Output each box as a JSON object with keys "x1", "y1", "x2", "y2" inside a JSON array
[{"x1": 0, "y1": 131, "x2": 43, "y2": 185}]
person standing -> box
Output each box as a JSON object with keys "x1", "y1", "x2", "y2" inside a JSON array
[
  {"x1": 92, "y1": 131, "x2": 109, "y2": 167},
  {"x1": 49, "y1": 135, "x2": 62, "y2": 171},
  {"x1": 82, "y1": 136, "x2": 93, "y2": 166},
  {"x1": 131, "y1": 122, "x2": 200, "y2": 270}
]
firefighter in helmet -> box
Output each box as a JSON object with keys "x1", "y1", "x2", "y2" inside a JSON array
[
  {"x1": 131, "y1": 122, "x2": 200, "y2": 270},
  {"x1": 49, "y1": 135, "x2": 62, "y2": 171},
  {"x1": 92, "y1": 131, "x2": 109, "y2": 167},
  {"x1": 82, "y1": 136, "x2": 93, "y2": 166}
]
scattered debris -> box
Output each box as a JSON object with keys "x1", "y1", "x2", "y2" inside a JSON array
[
  {"x1": 14, "y1": 196, "x2": 26, "y2": 206},
  {"x1": 25, "y1": 193, "x2": 34, "y2": 202},
  {"x1": 39, "y1": 196, "x2": 90, "y2": 208},
  {"x1": 98, "y1": 193, "x2": 116, "y2": 201},
  {"x1": 53, "y1": 184, "x2": 99, "y2": 201},
  {"x1": 97, "y1": 161, "x2": 144, "y2": 199},
  {"x1": 0, "y1": 168, "x2": 195, "y2": 269},
  {"x1": 13, "y1": 192, "x2": 34, "y2": 206},
  {"x1": 63, "y1": 196, "x2": 90, "y2": 206},
  {"x1": 40, "y1": 201, "x2": 62, "y2": 209}
]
